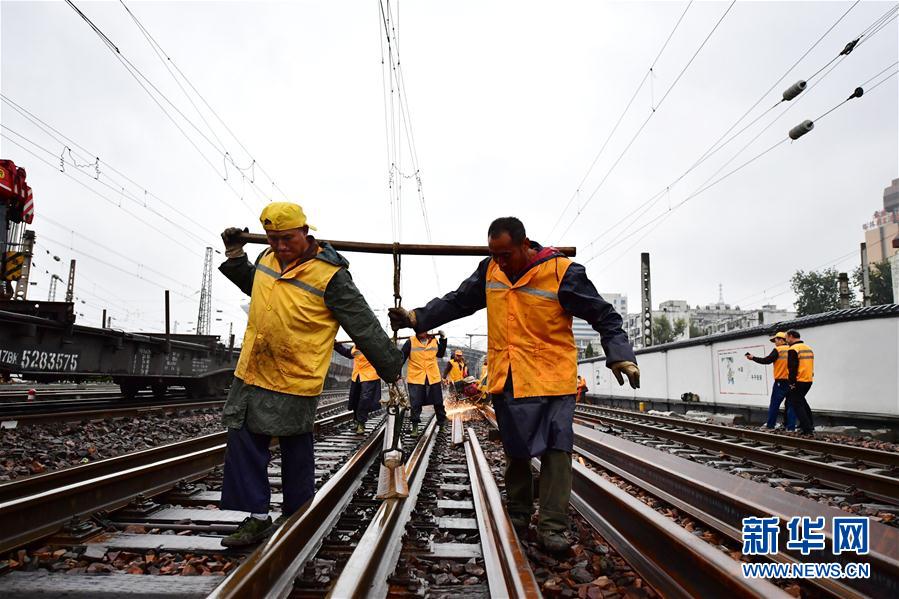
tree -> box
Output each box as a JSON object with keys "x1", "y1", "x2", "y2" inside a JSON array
[
  {"x1": 673, "y1": 318, "x2": 687, "y2": 339},
  {"x1": 853, "y1": 259, "x2": 894, "y2": 305},
  {"x1": 689, "y1": 321, "x2": 705, "y2": 338},
  {"x1": 791, "y1": 268, "x2": 846, "y2": 316},
  {"x1": 652, "y1": 316, "x2": 676, "y2": 344},
  {"x1": 585, "y1": 342, "x2": 595, "y2": 358}
]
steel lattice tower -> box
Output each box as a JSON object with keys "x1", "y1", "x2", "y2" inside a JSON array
[{"x1": 197, "y1": 247, "x2": 213, "y2": 335}]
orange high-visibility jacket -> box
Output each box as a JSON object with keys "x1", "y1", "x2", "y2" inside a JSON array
[
  {"x1": 485, "y1": 256, "x2": 577, "y2": 398},
  {"x1": 351, "y1": 344, "x2": 379, "y2": 382},
  {"x1": 773, "y1": 345, "x2": 790, "y2": 381},
  {"x1": 407, "y1": 335, "x2": 441, "y2": 384},
  {"x1": 790, "y1": 342, "x2": 815, "y2": 383}
]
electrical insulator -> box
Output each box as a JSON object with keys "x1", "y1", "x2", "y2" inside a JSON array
[
  {"x1": 782, "y1": 80, "x2": 807, "y2": 101},
  {"x1": 789, "y1": 119, "x2": 814, "y2": 140},
  {"x1": 847, "y1": 86, "x2": 863, "y2": 100},
  {"x1": 840, "y1": 38, "x2": 859, "y2": 56}
]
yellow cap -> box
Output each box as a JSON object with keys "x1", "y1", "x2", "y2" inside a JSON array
[
  {"x1": 769, "y1": 331, "x2": 787, "y2": 342},
  {"x1": 259, "y1": 202, "x2": 316, "y2": 232}
]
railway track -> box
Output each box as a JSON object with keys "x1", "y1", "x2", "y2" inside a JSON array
[
  {"x1": 0, "y1": 388, "x2": 348, "y2": 424},
  {"x1": 573, "y1": 406, "x2": 899, "y2": 507}
]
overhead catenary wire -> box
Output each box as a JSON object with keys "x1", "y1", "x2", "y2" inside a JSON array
[
  {"x1": 554, "y1": 0, "x2": 737, "y2": 242},
  {"x1": 547, "y1": 0, "x2": 694, "y2": 237},
  {"x1": 582, "y1": 5, "x2": 897, "y2": 258},
  {"x1": 116, "y1": 0, "x2": 290, "y2": 203},
  {"x1": 63, "y1": 0, "x2": 267, "y2": 216}
]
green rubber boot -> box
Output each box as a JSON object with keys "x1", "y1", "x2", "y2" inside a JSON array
[
  {"x1": 222, "y1": 516, "x2": 273, "y2": 547},
  {"x1": 537, "y1": 450, "x2": 572, "y2": 552},
  {"x1": 504, "y1": 455, "x2": 535, "y2": 530}
]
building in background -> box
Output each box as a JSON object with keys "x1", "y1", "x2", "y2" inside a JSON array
[
  {"x1": 573, "y1": 292, "x2": 627, "y2": 358},
  {"x1": 863, "y1": 178, "x2": 899, "y2": 264}
]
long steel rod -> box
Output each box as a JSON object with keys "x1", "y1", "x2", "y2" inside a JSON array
[{"x1": 238, "y1": 232, "x2": 576, "y2": 257}]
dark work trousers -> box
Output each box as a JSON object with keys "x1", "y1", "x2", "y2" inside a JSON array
[
  {"x1": 786, "y1": 382, "x2": 814, "y2": 434},
  {"x1": 347, "y1": 378, "x2": 381, "y2": 424},
  {"x1": 492, "y1": 374, "x2": 575, "y2": 536},
  {"x1": 409, "y1": 380, "x2": 446, "y2": 424},
  {"x1": 765, "y1": 380, "x2": 796, "y2": 430},
  {"x1": 220, "y1": 425, "x2": 315, "y2": 516}
]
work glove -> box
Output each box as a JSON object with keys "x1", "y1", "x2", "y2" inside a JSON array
[
  {"x1": 388, "y1": 307, "x2": 416, "y2": 331},
  {"x1": 611, "y1": 361, "x2": 640, "y2": 389},
  {"x1": 221, "y1": 227, "x2": 248, "y2": 259}
]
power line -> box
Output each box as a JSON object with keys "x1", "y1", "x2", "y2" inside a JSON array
[
  {"x1": 555, "y1": 0, "x2": 737, "y2": 242},
  {"x1": 117, "y1": 0, "x2": 290, "y2": 203},
  {"x1": 548, "y1": 1, "x2": 693, "y2": 237}
]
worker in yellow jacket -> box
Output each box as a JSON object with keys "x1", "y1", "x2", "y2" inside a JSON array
[
  {"x1": 443, "y1": 349, "x2": 469, "y2": 394},
  {"x1": 785, "y1": 329, "x2": 815, "y2": 435},
  {"x1": 389, "y1": 216, "x2": 638, "y2": 552},
  {"x1": 401, "y1": 330, "x2": 447, "y2": 435},
  {"x1": 218, "y1": 202, "x2": 403, "y2": 546},
  {"x1": 335, "y1": 343, "x2": 383, "y2": 434}
]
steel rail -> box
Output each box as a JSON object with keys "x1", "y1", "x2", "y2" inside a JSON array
[
  {"x1": 0, "y1": 407, "x2": 351, "y2": 505},
  {"x1": 574, "y1": 423, "x2": 899, "y2": 599},
  {"x1": 208, "y1": 421, "x2": 390, "y2": 599},
  {"x1": 238, "y1": 232, "x2": 577, "y2": 257},
  {"x1": 0, "y1": 398, "x2": 225, "y2": 424},
  {"x1": 575, "y1": 410, "x2": 899, "y2": 503},
  {"x1": 451, "y1": 412, "x2": 464, "y2": 445},
  {"x1": 465, "y1": 427, "x2": 542, "y2": 598},
  {"x1": 326, "y1": 417, "x2": 440, "y2": 598},
  {"x1": 577, "y1": 404, "x2": 899, "y2": 468},
  {"x1": 564, "y1": 458, "x2": 789, "y2": 598},
  {"x1": 0, "y1": 409, "x2": 354, "y2": 552}
]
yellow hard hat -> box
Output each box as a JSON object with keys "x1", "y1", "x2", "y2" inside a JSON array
[
  {"x1": 259, "y1": 202, "x2": 317, "y2": 232},
  {"x1": 769, "y1": 331, "x2": 787, "y2": 342},
  {"x1": 454, "y1": 349, "x2": 463, "y2": 357}
]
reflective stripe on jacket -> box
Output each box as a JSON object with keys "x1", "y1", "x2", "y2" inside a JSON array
[
  {"x1": 235, "y1": 249, "x2": 340, "y2": 395},
  {"x1": 773, "y1": 345, "x2": 790, "y2": 381},
  {"x1": 407, "y1": 335, "x2": 441, "y2": 384},
  {"x1": 791, "y1": 341, "x2": 815, "y2": 383},
  {"x1": 351, "y1": 344, "x2": 379, "y2": 382},
  {"x1": 486, "y1": 256, "x2": 577, "y2": 398}
]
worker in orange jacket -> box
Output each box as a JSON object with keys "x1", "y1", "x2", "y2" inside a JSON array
[
  {"x1": 389, "y1": 216, "x2": 638, "y2": 552},
  {"x1": 335, "y1": 343, "x2": 382, "y2": 434}
]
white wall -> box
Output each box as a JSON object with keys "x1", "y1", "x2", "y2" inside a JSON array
[{"x1": 579, "y1": 315, "x2": 899, "y2": 417}]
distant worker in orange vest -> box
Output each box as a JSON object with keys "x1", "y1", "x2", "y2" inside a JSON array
[
  {"x1": 388, "y1": 216, "x2": 638, "y2": 552},
  {"x1": 443, "y1": 349, "x2": 469, "y2": 394},
  {"x1": 575, "y1": 375, "x2": 588, "y2": 403},
  {"x1": 745, "y1": 331, "x2": 795, "y2": 431},
  {"x1": 785, "y1": 330, "x2": 815, "y2": 435},
  {"x1": 335, "y1": 343, "x2": 382, "y2": 434},
  {"x1": 401, "y1": 330, "x2": 448, "y2": 435}
]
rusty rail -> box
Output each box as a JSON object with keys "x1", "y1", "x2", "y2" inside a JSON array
[
  {"x1": 573, "y1": 423, "x2": 899, "y2": 598},
  {"x1": 577, "y1": 404, "x2": 899, "y2": 468},
  {"x1": 238, "y1": 232, "x2": 576, "y2": 257},
  {"x1": 465, "y1": 427, "x2": 542, "y2": 598},
  {"x1": 326, "y1": 416, "x2": 440, "y2": 598},
  {"x1": 208, "y1": 421, "x2": 388, "y2": 599},
  {"x1": 0, "y1": 408, "x2": 354, "y2": 553},
  {"x1": 574, "y1": 410, "x2": 899, "y2": 504}
]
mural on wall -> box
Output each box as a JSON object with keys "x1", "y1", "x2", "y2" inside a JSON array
[{"x1": 718, "y1": 346, "x2": 768, "y2": 396}]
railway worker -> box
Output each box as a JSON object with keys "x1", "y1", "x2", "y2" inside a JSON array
[
  {"x1": 745, "y1": 332, "x2": 796, "y2": 431},
  {"x1": 785, "y1": 329, "x2": 815, "y2": 435},
  {"x1": 400, "y1": 330, "x2": 448, "y2": 435},
  {"x1": 443, "y1": 349, "x2": 469, "y2": 394},
  {"x1": 334, "y1": 342, "x2": 383, "y2": 434},
  {"x1": 388, "y1": 216, "x2": 638, "y2": 552},
  {"x1": 217, "y1": 202, "x2": 403, "y2": 547},
  {"x1": 575, "y1": 375, "x2": 588, "y2": 403}
]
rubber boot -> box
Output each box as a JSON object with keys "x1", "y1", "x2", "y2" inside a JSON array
[
  {"x1": 504, "y1": 454, "x2": 534, "y2": 528},
  {"x1": 537, "y1": 450, "x2": 572, "y2": 551}
]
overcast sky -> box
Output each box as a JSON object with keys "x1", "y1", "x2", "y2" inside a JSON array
[{"x1": 2, "y1": 1, "x2": 896, "y2": 349}]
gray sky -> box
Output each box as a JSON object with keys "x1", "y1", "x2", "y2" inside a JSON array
[{"x1": 2, "y1": 1, "x2": 897, "y2": 349}]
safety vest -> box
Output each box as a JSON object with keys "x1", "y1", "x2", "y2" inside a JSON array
[
  {"x1": 407, "y1": 336, "x2": 441, "y2": 385},
  {"x1": 351, "y1": 345, "x2": 379, "y2": 382},
  {"x1": 772, "y1": 345, "x2": 790, "y2": 381},
  {"x1": 485, "y1": 255, "x2": 577, "y2": 398},
  {"x1": 236, "y1": 249, "x2": 340, "y2": 396},
  {"x1": 447, "y1": 359, "x2": 468, "y2": 382},
  {"x1": 790, "y1": 341, "x2": 815, "y2": 383}
]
